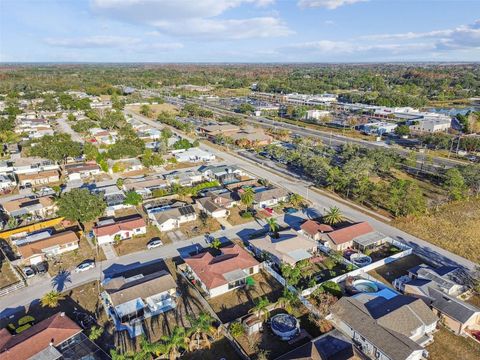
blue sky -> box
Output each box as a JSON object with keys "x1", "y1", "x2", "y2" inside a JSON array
[{"x1": 1, "y1": 0, "x2": 479, "y2": 62}]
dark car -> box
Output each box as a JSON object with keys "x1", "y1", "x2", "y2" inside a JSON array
[{"x1": 33, "y1": 261, "x2": 48, "y2": 274}]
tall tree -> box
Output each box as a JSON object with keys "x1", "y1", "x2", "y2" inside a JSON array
[
  {"x1": 160, "y1": 326, "x2": 190, "y2": 360},
  {"x1": 443, "y1": 168, "x2": 468, "y2": 200},
  {"x1": 41, "y1": 291, "x2": 65, "y2": 308},
  {"x1": 240, "y1": 187, "x2": 255, "y2": 210},
  {"x1": 57, "y1": 188, "x2": 106, "y2": 222},
  {"x1": 187, "y1": 312, "x2": 219, "y2": 350},
  {"x1": 323, "y1": 206, "x2": 344, "y2": 225}
]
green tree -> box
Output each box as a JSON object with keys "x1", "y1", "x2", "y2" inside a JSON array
[
  {"x1": 229, "y1": 321, "x2": 245, "y2": 338},
  {"x1": 210, "y1": 238, "x2": 222, "y2": 250},
  {"x1": 240, "y1": 187, "x2": 255, "y2": 210},
  {"x1": 41, "y1": 291, "x2": 65, "y2": 308},
  {"x1": 187, "y1": 312, "x2": 219, "y2": 350},
  {"x1": 29, "y1": 134, "x2": 82, "y2": 163},
  {"x1": 266, "y1": 217, "x2": 279, "y2": 237},
  {"x1": 394, "y1": 125, "x2": 410, "y2": 136},
  {"x1": 57, "y1": 188, "x2": 106, "y2": 222},
  {"x1": 280, "y1": 263, "x2": 302, "y2": 286},
  {"x1": 443, "y1": 168, "x2": 468, "y2": 200},
  {"x1": 385, "y1": 179, "x2": 426, "y2": 216},
  {"x1": 323, "y1": 206, "x2": 344, "y2": 225},
  {"x1": 276, "y1": 289, "x2": 299, "y2": 314},
  {"x1": 123, "y1": 190, "x2": 142, "y2": 206},
  {"x1": 140, "y1": 104, "x2": 152, "y2": 117},
  {"x1": 289, "y1": 193, "x2": 303, "y2": 208},
  {"x1": 160, "y1": 326, "x2": 190, "y2": 360},
  {"x1": 248, "y1": 296, "x2": 271, "y2": 322},
  {"x1": 88, "y1": 326, "x2": 104, "y2": 341}
]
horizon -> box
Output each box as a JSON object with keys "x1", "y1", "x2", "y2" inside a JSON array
[{"x1": 1, "y1": 0, "x2": 479, "y2": 63}]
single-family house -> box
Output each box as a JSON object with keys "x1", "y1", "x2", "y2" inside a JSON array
[
  {"x1": 229, "y1": 127, "x2": 273, "y2": 147},
  {"x1": 0, "y1": 175, "x2": 16, "y2": 191},
  {"x1": 249, "y1": 229, "x2": 317, "y2": 266},
  {"x1": 64, "y1": 162, "x2": 101, "y2": 181},
  {"x1": 174, "y1": 148, "x2": 215, "y2": 163},
  {"x1": 0, "y1": 312, "x2": 108, "y2": 360},
  {"x1": 198, "y1": 123, "x2": 240, "y2": 138},
  {"x1": 102, "y1": 270, "x2": 177, "y2": 338},
  {"x1": 328, "y1": 295, "x2": 436, "y2": 360},
  {"x1": 164, "y1": 169, "x2": 204, "y2": 187},
  {"x1": 183, "y1": 244, "x2": 259, "y2": 297},
  {"x1": 319, "y1": 222, "x2": 389, "y2": 252},
  {"x1": 1, "y1": 196, "x2": 57, "y2": 219},
  {"x1": 93, "y1": 215, "x2": 147, "y2": 245},
  {"x1": 196, "y1": 190, "x2": 240, "y2": 218},
  {"x1": 16, "y1": 169, "x2": 60, "y2": 187},
  {"x1": 147, "y1": 202, "x2": 197, "y2": 232},
  {"x1": 123, "y1": 175, "x2": 168, "y2": 199},
  {"x1": 406, "y1": 264, "x2": 467, "y2": 296},
  {"x1": 13, "y1": 230, "x2": 80, "y2": 265},
  {"x1": 251, "y1": 186, "x2": 289, "y2": 209},
  {"x1": 199, "y1": 164, "x2": 244, "y2": 184},
  {"x1": 300, "y1": 220, "x2": 334, "y2": 241}
]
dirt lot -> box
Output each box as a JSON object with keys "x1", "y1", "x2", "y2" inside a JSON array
[
  {"x1": 427, "y1": 327, "x2": 480, "y2": 360},
  {"x1": 114, "y1": 225, "x2": 170, "y2": 256},
  {"x1": 179, "y1": 216, "x2": 221, "y2": 239},
  {"x1": 181, "y1": 337, "x2": 242, "y2": 360},
  {"x1": 208, "y1": 270, "x2": 284, "y2": 323},
  {"x1": 368, "y1": 254, "x2": 425, "y2": 286},
  {"x1": 129, "y1": 103, "x2": 178, "y2": 118},
  {"x1": 0, "y1": 261, "x2": 21, "y2": 289},
  {"x1": 48, "y1": 237, "x2": 105, "y2": 276},
  {"x1": 393, "y1": 198, "x2": 480, "y2": 263}
]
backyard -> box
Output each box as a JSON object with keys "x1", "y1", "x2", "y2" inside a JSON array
[
  {"x1": 393, "y1": 198, "x2": 480, "y2": 263},
  {"x1": 293, "y1": 255, "x2": 351, "y2": 291},
  {"x1": 208, "y1": 270, "x2": 284, "y2": 323},
  {"x1": 181, "y1": 337, "x2": 242, "y2": 360},
  {"x1": 367, "y1": 254, "x2": 425, "y2": 286},
  {"x1": 427, "y1": 327, "x2": 480, "y2": 360}
]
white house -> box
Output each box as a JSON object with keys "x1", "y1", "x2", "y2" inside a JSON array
[
  {"x1": 0, "y1": 175, "x2": 16, "y2": 191},
  {"x1": 93, "y1": 215, "x2": 147, "y2": 245},
  {"x1": 305, "y1": 109, "x2": 330, "y2": 121},
  {"x1": 363, "y1": 122, "x2": 398, "y2": 135},
  {"x1": 183, "y1": 244, "x2": 260, "y2": 298},
  {"x1": 174, "y1": 148, "x2": 215, "y2": 163},
  {"x1": 147, "y1": 203, "x2": 197, "y2": 232}
]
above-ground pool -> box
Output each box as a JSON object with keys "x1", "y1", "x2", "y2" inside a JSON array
[
  {"x1": 350, "y1": 253, "x2": 372, "y2": 267},
  {"x1": 352, "y1": 279, "x2": 378, "y2": 293},
  {"x1": 270, "y1": 314, "x2": 299, "y2": 340}
]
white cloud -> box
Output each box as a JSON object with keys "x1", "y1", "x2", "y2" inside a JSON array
[
  {"x1": 44, "y1": 35, "x2": 140, "y2": 48},
  {"x1": 298, "y1": 0, "x2": 368, "y2": 10},
  {"x1": 90, "y1": 0, "x2": 290, "y2": 40}
]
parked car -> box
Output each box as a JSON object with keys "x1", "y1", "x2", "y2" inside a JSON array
[
  {"x1": 33, "y1": 261, "x2": 48, "y2": 274},
  {"x1": 23, "y1": 266, "x2": 35, "y2": 278},
  {"x1": 147, "y1": 238, "x2": 163, "y2": 249},
  {"x1": 75, "y1": 260, "x2": 95, "y2": 273}
]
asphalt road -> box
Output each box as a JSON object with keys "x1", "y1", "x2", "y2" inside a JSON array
[{"x1": 0, "y1": 108, "x2": 475, "y2": 319}]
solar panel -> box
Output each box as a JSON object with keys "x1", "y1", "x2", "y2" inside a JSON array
[{"x1": 179, "y1": 205, "x2": 194, "y2": 216}]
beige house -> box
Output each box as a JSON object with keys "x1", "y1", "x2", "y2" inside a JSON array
[
  {"x1": 1, "y1": 196, "x2": 57, "y2": 219},
  {"x1": 17, "y1": 170, "x2": 60, "y2": 187}
]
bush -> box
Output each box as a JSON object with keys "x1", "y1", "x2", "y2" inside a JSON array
[
  {"x1": 319, "y1": 281, "x2": 342, "y2": 297},
  {"x1": 229, "y1": 321, "x2": 245, "y2": 338},
  {"x1": 18, "y1": 315, "x2": 35, "y2": 326},
  {"x1": 241, "y1": 210, "x2": 253, "y2": 219},
  {"x1": 15, "y1": 324, "x2": 32, "y2": 333}
]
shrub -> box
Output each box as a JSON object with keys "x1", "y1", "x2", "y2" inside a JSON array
[
  {"x1": 18, "y1": 315, "x2": 35, "y2": 326},
  {"x1": 229, "y1": 321, "x2": 245, "y2": 338},
  {"x1": 15, "y1": 324, "x2": 32, "y2": 333},
  {"x1": 319, "y1": 281, "x2": 342, "y2": 297}
]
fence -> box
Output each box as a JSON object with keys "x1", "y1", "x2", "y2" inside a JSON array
[{"x1": 0, "y1": 280, "x2": 26, "y2": 297}]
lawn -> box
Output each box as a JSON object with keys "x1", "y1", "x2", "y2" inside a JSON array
[
  {"x1": 208, "y1": 270, "x2": 284, "y2": 323},
  {"x1": 179, "y1": 215, "x2": 221, "y2": 239},
  {"x1": 367, "y1": 254, "x2": 425, "y2": 286},
  {"x1": 392, "y1": 198, "x2": 480, "y2": 263},
  {"x1": 114, "y1": 225, "x2": 170, "y2": 256},
  {"x1": 295, "y1": 256, "x2": 351, "y2": 290},
  {"x1": 48, "y1": 237, "x2": 106, "y2": 276},
  {"x1": 427, "y1": 327, "x2": 480, "y2": 360},
  {"x1": 227, "y1": 206, "x2": 256, "y2": 226}
]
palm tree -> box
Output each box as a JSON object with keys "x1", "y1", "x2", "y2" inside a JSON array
[
  {"x1": 266, "y1": 217, "x2": 279, "y2": 238},
  {"x1": 289, "y1": 193, "x2": 303, "y2": 208},
  {"x1": 41, "y1": 291, "x2": 65, "y2": 308},
  {"x1": 210, "y1": 238, "x2": 222, "y2": 250},
  {"x1": 240, "y1": 187, "x2": 255, "y2": 210},
  {"x1": 248, "y1": 296, "x2": 271, "y2": 322},
  {"x1": 323, "y1": 206, "x2": 344, "y2": 225},
  {"x1": 188, "y1": 312, "x2": 219, "y2": 350},
  {"x1": 161, "y1": 326, "x2": 190, "y2": 360},
  {"x1": 276, "y1": 289, "x2": 299, "y2": 314}
]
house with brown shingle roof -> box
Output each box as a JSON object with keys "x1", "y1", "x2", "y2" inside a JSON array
[
  {"x1": 184, "y1": 244, "x2": 260, "y2": 297},
  {"x1": 92, "y1": 215, "x2": 146, "y2": 245},
  {"x1": 0, "y1": 312, "x2": 108, "y2": 360},
  {"x1": 16, "y1": 169, "x2": 60, "y2": 187},
  {"x1": 320, "y1": 222, "x2": 389, "y2": 252},
  {"x1": 1, "y1": 196, "x2": 57, "y2": 219},
  {"x1": 101, "y1": 270, "x2": 177, "y2": 338},
  {"x1": 13, "y1": 230, "x2": 80, "y2": 265},
  {"x1": 300, "y1": 220, "x2": 334, "y2": 241}
]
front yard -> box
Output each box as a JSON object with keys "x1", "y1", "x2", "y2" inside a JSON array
[
  {"x1": 113, "y1": 225, "x2": 170, "y2": 256},
  {"x1": 48, "y1": 237, "x2": 106, "y2": 276},
  {"x1": 208, "y1": 270, "x2": 284, "y2": 323},
  {"x1": 427, "y1": 327, "x2": 480, "y2": 360},
  {"x1": 227, "y1": 206, "x2": 257, "y2": 226},
  {"x1": 179, "y1": 215, "x2": 222, "y2": 239},
  {"x1": 0, "y1": 260, "x2": 21, "y2": 289}
]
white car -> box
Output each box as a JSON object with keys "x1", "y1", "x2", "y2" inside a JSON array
[
  {"x1": 75, "y1": 261, "x2": 95, "y2": 273},
  {"x1": 23, "y1": 267, "x2": 35, "y2": 278},
  {"x1": 147, "y1": 239, "x2": 163, "y2": 249}
]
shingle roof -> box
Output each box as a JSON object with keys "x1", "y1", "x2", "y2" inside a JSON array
[
  {"x1": 0, "y1": 313, "x2": 81, "y2": 360},
  {"x1": 17, "y1": 170, "x2": 59, "y2": 181},
  {"x1": 105, "y1": 270, "x2": 177, "y2": 306},
  {"x1": 93, "y1": 215, "x2": 146, "y2": 237},
  {"x1": 300, "y1": 220, "x2": 333, "y2": 237},
  {"x1": 254, "y1": 187, "x2": 288, "y2": 203},
  {"x1": 2, "y1": 196, "x2": 54, "y2": 213},
  {"x1": 325, "y1": 222, "x2": 375, "y2": 245},
  {"x1": 427, "y1": 287, "x2": 480, "y2": 323},
  {"x1": 331, "y1": 297, "x2": 423, "y2": 360},
  {"x1": 184, "y1": 244, "x2": 259, "y2": 290},
  {"x1": 16, "y1": 230, "x2": 79, "y2": 259}
]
